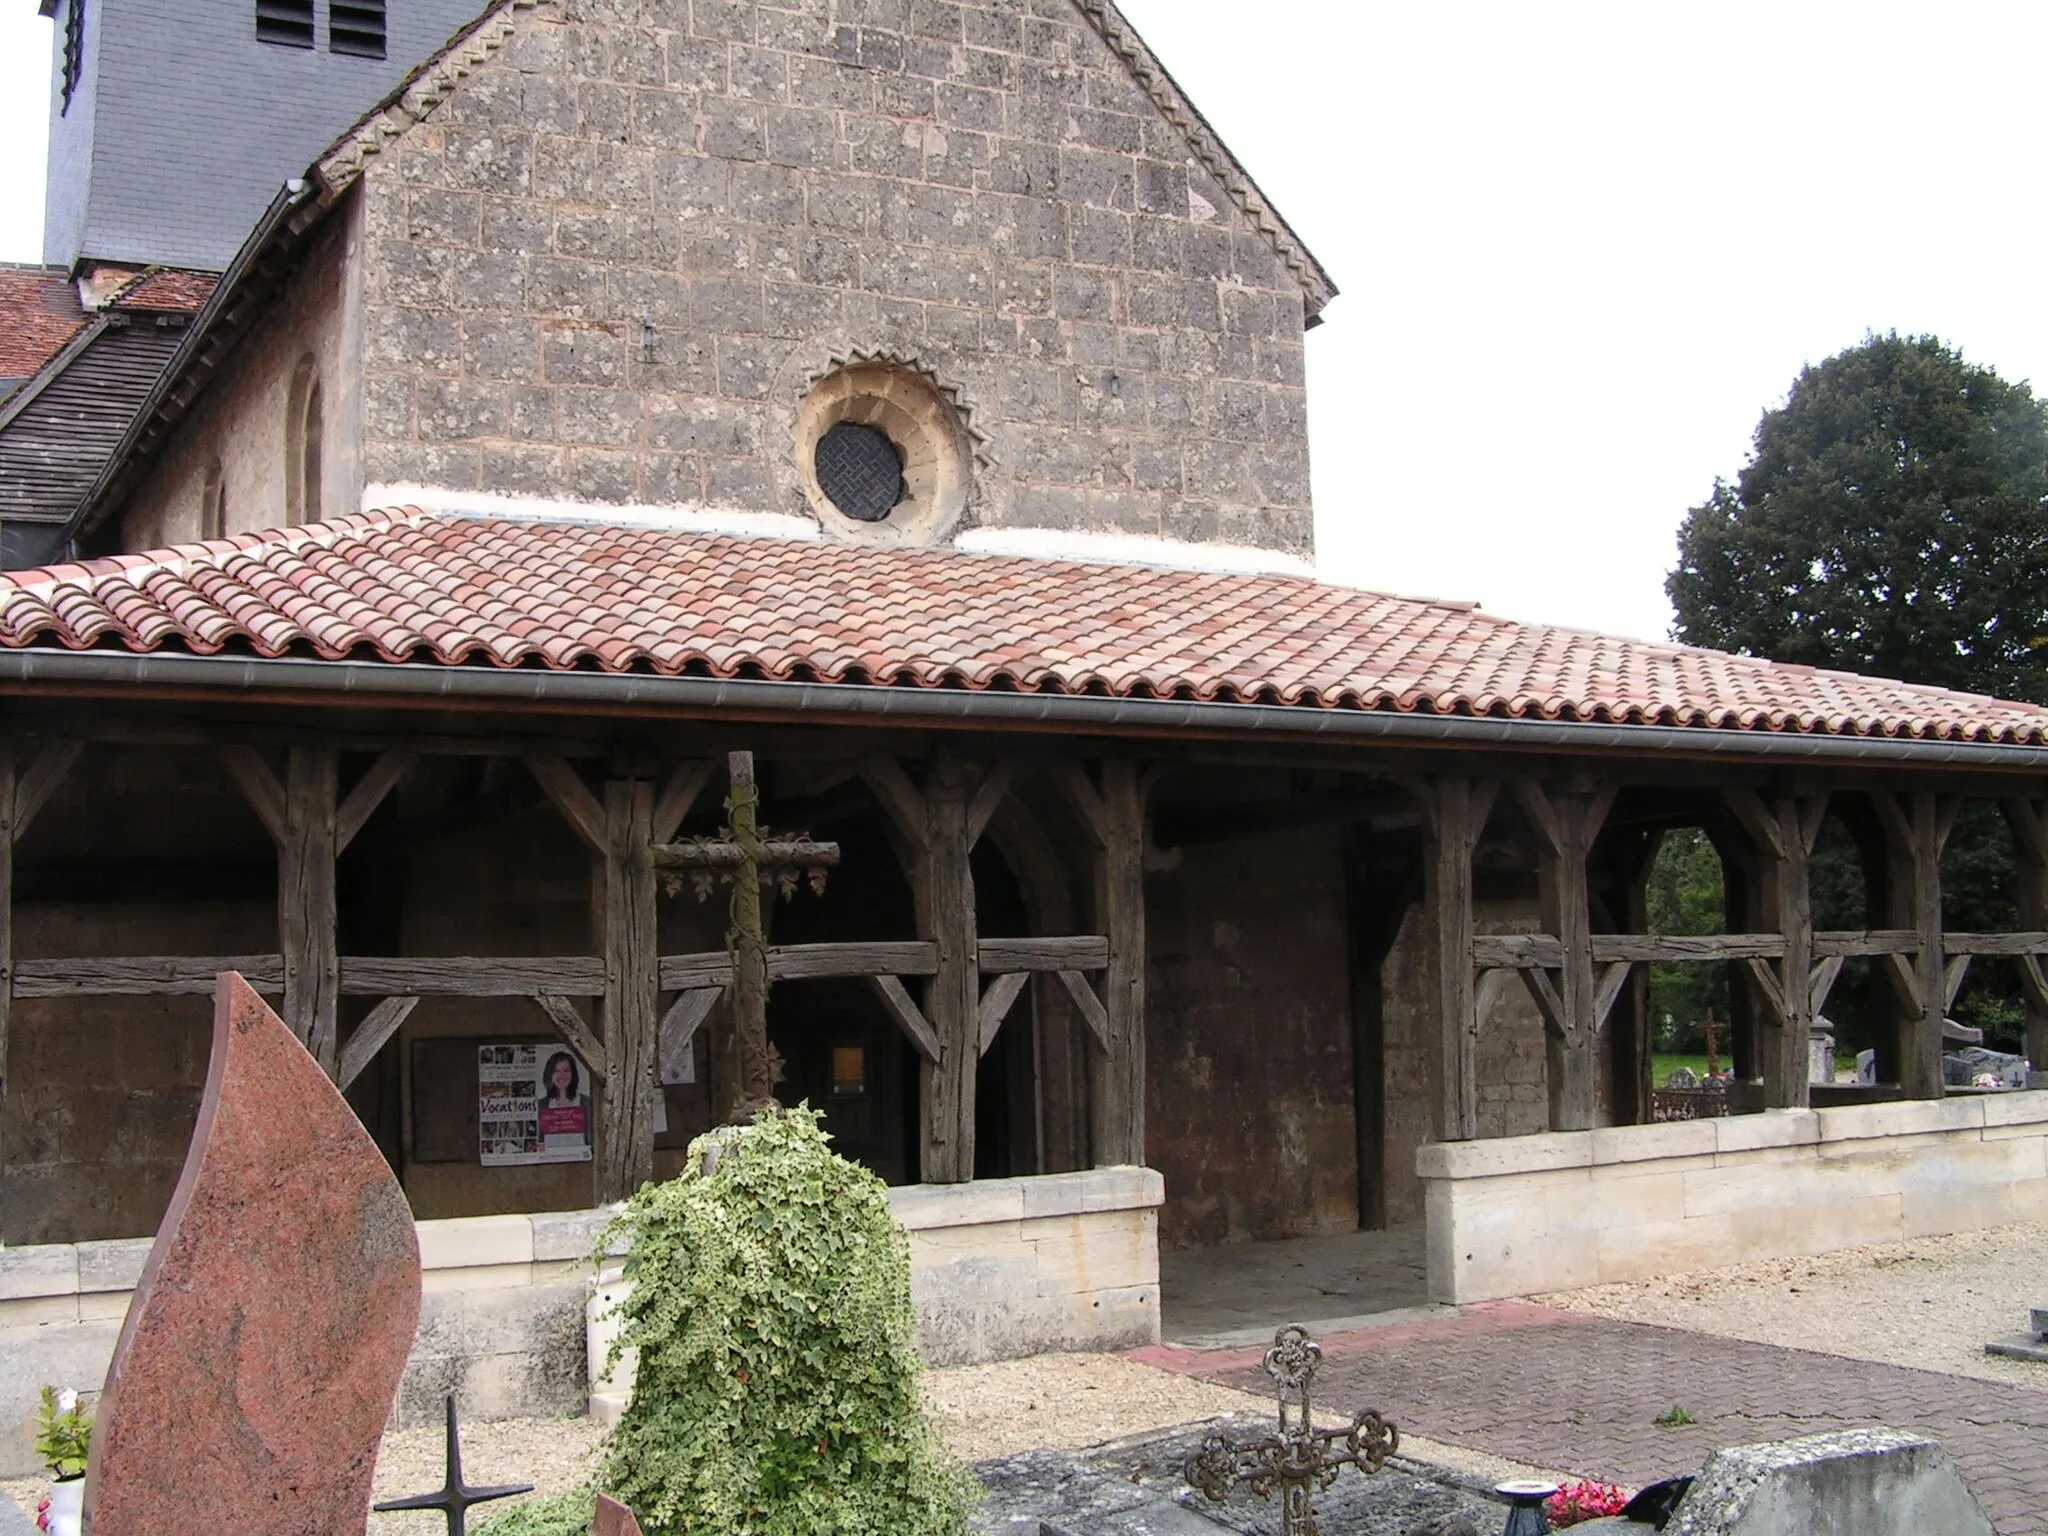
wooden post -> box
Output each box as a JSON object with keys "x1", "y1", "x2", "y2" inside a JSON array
[
  {"x1": 922, "y1": 754, "x2": 980, "y2": 1182},
  {"x1": 2003, "y1": 798, "x2": 2048, "y2": 1075},
  {"x1": 1091, "y1": 761, "x2": 1146, "y2": 1168},
  {"x1": 1, "y1": 742, "x2": 83, "y2": 1122},
  {"x1": 1723, "y1": 790, "x2": 1825, "y2": 1108},
  {"x1": 1346, "y1": 828, "x2": 1421, "y2": 1227},
  {"x1": 279, "y1": 747, "x2": 340, "y2": 1074},
  {"x1": 1515, "y1": 781, "x2": 1615, "y2": 1131},
  {"x1": 1418, "y1": 776, "x2": 1494, "y2": 1142},
  {"x1": 599, "y1": 777, "x2": 659, "y2": 1201},
  {"x1": 0, "y1": 751, "x2": 13, "y2": 1124},
  {"x1": 1876, "y1": 791, "x2": 1952, "y2": 1100}
]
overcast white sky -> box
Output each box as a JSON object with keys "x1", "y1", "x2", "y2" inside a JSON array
[{"x1": 5, "y1": 2, "x2": 2047, "y2": 642}]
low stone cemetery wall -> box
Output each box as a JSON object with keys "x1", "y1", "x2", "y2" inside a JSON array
[
  {"x1": 1418, "y1": 1091, "x2": 2048, "y2": 1304},
  {"x1": 0, "y1": 1165, "x2": 1162, "y2": 1475}
]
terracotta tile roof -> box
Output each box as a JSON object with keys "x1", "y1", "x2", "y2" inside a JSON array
[
  {"x1": 3, "y1": 509, "x2": 2046, "y2": 745},
  {"x1": 106, "y1": 269, "x2": 219, "y2": 314},
  {"x1": 0, "y1": 265, "x2": 86, "y2": 381}
]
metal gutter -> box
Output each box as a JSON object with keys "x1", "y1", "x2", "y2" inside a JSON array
[{"x1": 5, "y1": 648, "x2": 2048, "y2": 769}]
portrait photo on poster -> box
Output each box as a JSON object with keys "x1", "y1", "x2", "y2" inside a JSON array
[{"x1": 479, "y1": 1043, "x2": 591, "y2": 1165}]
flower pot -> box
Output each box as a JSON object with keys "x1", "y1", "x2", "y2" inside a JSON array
[{"x1": 45, "y1": 1474, "x2": 83, "y2": 1536}]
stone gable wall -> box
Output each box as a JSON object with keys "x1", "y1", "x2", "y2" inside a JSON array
[{"x1": 351, "y1": 0, "x2": 1315, "y2": 553}]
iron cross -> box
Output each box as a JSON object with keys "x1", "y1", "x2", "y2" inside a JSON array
[
  {"x1": 371, "y1": 1395, "x2": 533, "y2": 1536},
  {"x1": 650, "y1": 750, "x2": 838, "y2": 1116},
  {"x1": 1183, "y1": 1324, "x2": 1400, "y2": 1536}
]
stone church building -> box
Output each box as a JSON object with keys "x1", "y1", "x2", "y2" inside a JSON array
[{"x1": 2, "y1": 0, "x2": 2047, "y2": 1445}]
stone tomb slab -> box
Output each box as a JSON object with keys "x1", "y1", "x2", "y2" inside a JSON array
[{"x1": 971, "y1": 1415, "x2": 1502, "y2": 1536}]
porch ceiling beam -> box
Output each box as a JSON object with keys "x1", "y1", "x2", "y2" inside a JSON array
[
  {"x1": 866, "y1": 974, "x2": 941, "y2": 1064},
  {"x1": 525, "y1": 755, "x2": 606, "y2": 857},
  {"x1": 533, "y1": 994, "x2": 607, "y2": 1078},
  {"x1": 978, "y1": 935, "x2": 1108, "y2": 972},
  {"x1": 336, "y1": 995, "x2": 419, "y2": 1090},
  {"x1": 334, "y1": 749, "x2": 413, "y2": 853}
]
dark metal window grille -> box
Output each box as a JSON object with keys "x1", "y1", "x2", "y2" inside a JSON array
[
  {"x1": 814, "y1": 422, "x2": 905, "y2": 523},
  {"x1": 329, "y1": 0, "x2": 385, "y2": 58},
  {"x1": 255, "y1": 0, "x2": 314, "y2": 48},
  {"x1": 59, "y1": 0, "x2": 85, "y2": 114}
]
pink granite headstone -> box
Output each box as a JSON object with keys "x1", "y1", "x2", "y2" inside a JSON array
[
  {"x1": 592, "y1": 1493, "x2": 644, "y2": 1536},
  {"x1": 82, "y1": 973, "x2": 422, "y2": 1535}
]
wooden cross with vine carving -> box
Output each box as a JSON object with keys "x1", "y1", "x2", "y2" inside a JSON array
[{"x1": 650, "y1": 751, "x2": 838, "y2": 1117}]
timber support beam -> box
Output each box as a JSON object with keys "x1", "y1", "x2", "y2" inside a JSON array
[
  {"x1": 2004, "y1": 798, "x2": 2048, "y2": 1076},
  {"x1": 1513, "y1": 778, "x2": 1617, "y2": 1131},
  {"x1": 0, "y1": 740, "x2": 82, "y2": 1118},
  {"x1": 1874, "y1": 791, "x2": 1957, "y2": 1099},
  {"x1": 1723, "y1": 788, "x2": 1827, "y2": 1109},
  {"x1": 1410, "y1": 775, "x2": 1497, "y2": 1142}
]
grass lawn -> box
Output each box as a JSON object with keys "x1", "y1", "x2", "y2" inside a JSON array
[{"x1": 1652, "y1": 1052, "x2": 1855, "y2": 1084}]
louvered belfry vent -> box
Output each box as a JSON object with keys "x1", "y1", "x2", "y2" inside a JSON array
[
  {"x1": 329, "y1": 0, "x2": 386, "y2": 58},
  {"x1": 255, "y1": 0, "x2": 314, "y2": 47}
]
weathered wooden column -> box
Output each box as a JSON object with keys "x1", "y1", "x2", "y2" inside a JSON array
[
  {"x1": 1092, "y1": 760, "x2": 1146, "y2": 1168},
  {"x1": 1875, "y1": 791, "x2": 1953, "y2": 1099},
  {"x1": 1515, "y1": 780, "x2": 1615, "y2": 1131},
  {"x1": 1416, "y1": 776, "x2": 1495, "y2": 1142},
  {"x1": 0, "y1": 751, "x2": 14, "y2": 1124},
  {"x1": 922, "y1": 754, "x2": 980, "y2": 1182},
  {"x1": 279, "y1": 747, "x2": 341, "y2": 1074},
  {"x1": 2002, "y1": 798, "x2": 2048, "y2": 1075},
  {"x1": 600, "y1": 777, "x2": 659, "y2": 1201},
  {"x1": 0, "y1": 742, "x2": 83, "y2": 1123},
  {"x1": 1724, "y1": 790, "x2": 1826, "y2": 1108}
]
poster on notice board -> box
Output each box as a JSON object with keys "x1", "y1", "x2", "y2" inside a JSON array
[{"x1": 478, "y1": 1044, "x2": 592, "y2": 1165}]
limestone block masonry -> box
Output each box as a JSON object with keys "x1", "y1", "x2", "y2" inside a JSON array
[
  {"x1": 1417, "y1": 1092, "x2": 2048, "y2": 1304},
  {"x1": 0, "y1": 1167, "x2": 1162, "y2": 1474}
]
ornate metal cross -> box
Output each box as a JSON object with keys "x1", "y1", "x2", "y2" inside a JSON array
[
  {"x1": 1184, "y1": 1324, "x2": 1400, "y2": 1536},
  {"x1": 650, "y1": 750, "x2": 839, "y2": 1117}
]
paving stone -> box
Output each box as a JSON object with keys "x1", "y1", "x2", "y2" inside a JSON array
[{"x1": 1152, "y1": 1309, "x2": 2048, "y2": 1536}]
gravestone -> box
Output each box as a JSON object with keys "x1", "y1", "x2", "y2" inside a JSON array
[
  {"x1": 1657, "y1": 1428, "x2": 1993, "y2": 1536},
  {"x1": 84, "y1": 973, "x2": 422, "y2": 1535},
  {"x1": 1983, "y1": 1304, "x2": 2048, "y2": 1364}
]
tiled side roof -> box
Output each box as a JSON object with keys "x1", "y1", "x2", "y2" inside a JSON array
[
  {"x1": 106, "y1": 269, "x2": 219, "y2": 314},
  {"x1": 0, "y1": 265, "x2": 86, "y2": 382},
  {"x1": 1, "y1": 510, "x2": 2045, "y2": 745}
]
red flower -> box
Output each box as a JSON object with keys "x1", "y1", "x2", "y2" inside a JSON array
[{"x1": 1545, "y1": 1478, "x2": 1632, "y2": 1526}]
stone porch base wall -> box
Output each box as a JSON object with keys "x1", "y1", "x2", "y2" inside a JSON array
[
  {"x1": 1418, "y1": 1092, "x2": 2048, "y2": 1304},
  {"x1": 0, "y1": 1167, "x2": 1162, "y2": 1476}
]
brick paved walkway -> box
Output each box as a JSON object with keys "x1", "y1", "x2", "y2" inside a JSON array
[{"x1": 1135, "y1": 1303, "x2": 2048, "y2": 1535}]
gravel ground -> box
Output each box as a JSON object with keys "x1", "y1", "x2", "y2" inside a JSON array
[
  {"x1": 1, "y1": 1353, "x2": 1555, "y2": 1527},
  {"x1": 1536, "y1": 1219, "x2": 2048, "y2": 1387}
]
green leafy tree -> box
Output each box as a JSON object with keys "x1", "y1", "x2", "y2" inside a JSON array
[
  {"x1": 1645, "y1": 829, "x2": 1728, "y2": 1053},
  {"x1": 598, "y1": 1108, "x2": 973, "y2": 1536},
  {"x1": 1669, "y1": 332, "x2": 2048, "y2": 701},
  {"x1": 1669, "y1": 334, "x2": 2048, "y2": 1049}
]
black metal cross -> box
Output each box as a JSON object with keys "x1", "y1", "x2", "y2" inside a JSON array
[
  {"x1": 1183, "y1": 1324, "x2": 1400, "y2": 1536},
  {"x1": 371, "y1": 1395, "x2": 533, "y2": 1536},
  {"x1": 650, "y1": 750, "x2": 839, "y2": 1117}
]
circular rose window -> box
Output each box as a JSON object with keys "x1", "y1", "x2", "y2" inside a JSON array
[{"x1": 794, "y1": 362, "x2": 974, "y2": 546}]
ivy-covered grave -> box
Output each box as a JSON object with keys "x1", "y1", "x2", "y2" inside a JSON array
[{"x1": 481, "y1": 1107, "x2": 975, "y2": 1536}]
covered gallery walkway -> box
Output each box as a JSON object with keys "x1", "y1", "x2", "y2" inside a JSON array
[{"x1": 1158, "y1": 1226, "x2": 1437, "y2": 1348}]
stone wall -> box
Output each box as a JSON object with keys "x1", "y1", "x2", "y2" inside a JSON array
[
  {"x1": 120, "y1": 197, "x2": 366, "y2": 550},
  {"x1": 1379, "y1": 895, "x2": 1549, "y2": 1225},
  {"x1": 1145, "y1": 825, "x2": 1357, "y2": 1249},
  {"x1": 1419, "y1": 1092, "x2": 2048, "y2": 1304},
  {"x1": 0, "y1": 1169, "x2": 1163, "y2": 1474},
  {"x1": 344, "y1": 0, "x2": 1315, "y2": 556}
]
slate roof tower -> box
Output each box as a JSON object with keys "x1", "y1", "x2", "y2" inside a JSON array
[{"x1": 39, "y1": 0, "x2": 488, "y2": 272}]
